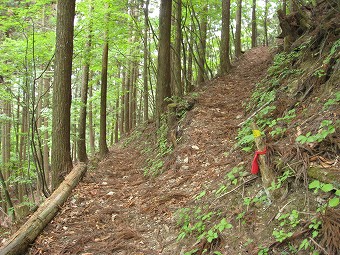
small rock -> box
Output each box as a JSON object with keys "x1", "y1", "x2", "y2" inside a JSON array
[
  {"x1": 107, "y1": 191, "x2": 114, "y2": 196},
  {"x1": 102, "y1": 181, "x2": 108, "y2": 185},
  {"x1": 183, "y1": 157, "x2": 189, "y2": 163},
  {"x1": 111, "y1": 214, "x2": 117, "y2": 222},
  {"x1": 164, "y1": 224, "x2": 170, "y2": 232},
  {"x1": 236, "y1": 114, "x2": 243, "y2": 119},
  {"x1": 181, "y1": 165, "x2": 189, "y2": 170},
  {"x1": 191, "y1": 145, "x2": 199, "y2": 150}
]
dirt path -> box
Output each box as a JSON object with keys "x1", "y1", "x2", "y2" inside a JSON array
[{"x1": 28, "y1": 46, "x2": 272, "y2": 255}]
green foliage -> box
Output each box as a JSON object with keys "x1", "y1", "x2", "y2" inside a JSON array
[
  {"x1": 323, "y1": 92, "x2": 340, "y2": 109},
  {"x1": 176, "y1": 195, "x2": 232, "y2": 250},
  {"x1": 296, "y1": 120, "x2": 336, "y2": 144},
  {"x1": 258, "y1": 247, "x2": 269, "y2": 255},
  {"x1": 143, "y1": 116, "x2": 173, "y2": 176},
  {"x1": 269, "y1": 169, "x2": 293, "y2": 190},
  {"x1": 236, "y1": 123, "x2": 255, "y2": 152},
  {"x1": 308, "y1": 180, "x2": 339, "y2": 208},
  {"x1": 268, "y1": 46, "x2": 305, "y2": 78}
]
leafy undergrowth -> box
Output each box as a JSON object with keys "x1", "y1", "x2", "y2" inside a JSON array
[{"x1": 173, "y1": 2, "x2": 339, "y2": 255}]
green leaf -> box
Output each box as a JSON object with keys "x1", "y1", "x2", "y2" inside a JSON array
[
  {"x1": 312, "y1": 231, "x2": 319, "y2": 238},
  {"x1": 298, "y1": 238, "x2": 309, "y2": 250},
  {"x1": 328, "y1": 197, "x2": 339, "y2": 207},
  {"x1": 195, "y1": 190, "x2": 206, "y2": 200},
  {"x1": 213, "y1": 252, "x2": 223, "y2": 255},
  {"x1": 309, "y1": 180, "x2": 320, "y2": 189},
  {"x1": 321, "y1": 183, "x2": 333, "y2": 192}
]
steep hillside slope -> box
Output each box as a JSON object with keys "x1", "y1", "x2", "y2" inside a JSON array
[{"x1": 25, "y1": 47, "x2": 272, "y2": 255}]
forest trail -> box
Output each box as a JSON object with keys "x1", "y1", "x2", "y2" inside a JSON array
[{"x1": 28, "y1": 46, "x2": 272, "y2": 255}]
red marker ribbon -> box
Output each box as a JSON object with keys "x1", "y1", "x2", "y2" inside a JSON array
[{"x1": 251, "y1": 148, "x2": 267, "y2": 174}]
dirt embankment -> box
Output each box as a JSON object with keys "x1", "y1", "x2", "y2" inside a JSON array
[{"x1": 25, "y1": 47, "x2": 272, "y2": 255}]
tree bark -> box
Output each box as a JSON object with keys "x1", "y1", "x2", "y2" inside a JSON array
[
  {"x1": 51, "y1": 0, "x2": 75, "y2": 190},
  {"x1": 99, "y1": 40, "x2": 109, "y2": 157},
  {"x1": 186, "y1": 22, "x2": 194, "y2": 92},
  {"x1": 156, "y1": 0, "x2": 172, "y2": 122},
  {"x1": 43, "y1": 77, "x2": 50, "y2": 187},
  {"x1": 220, "y1": 0, "x2": 232, "y2": 74},
  {"x1": 197, "y1": 4, "x2": 207, "y2": 84},
  {"x1": 77, "y1": 19, "x2": 92, "y2": 163},
  {"x1": 235, "y1": 0, "x2": 242, "y2": 58},
  {"x1": 251, "y1": 0, "x2": 257, "y2": 48},
  {"x1": 143, "y1": 0, "x2": 150, "y2": 122},
  {"x1": 174, "y1": 0, "x2": 183, "y2": 97},
  {"x1": 0, "y1": 163, "x2": 87, "y2": 255},
  {"x1": 88, "y1": 77, "x2": 95, "y2": 155},
  {"x1": 264, "y1": 0, "x2": 269, "y2": 46}
]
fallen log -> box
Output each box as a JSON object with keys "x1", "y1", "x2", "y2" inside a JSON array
[
  {"x1": 308, "y1": 166, "x2": 340, "y2": 189},
  {"x1": 0, "y1": 163, "x2": 87, "y2": 255}
]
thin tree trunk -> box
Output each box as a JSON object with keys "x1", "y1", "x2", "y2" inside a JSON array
[
  {"x1": 124, "y1": 67, "x2": 130, "y2": 133},
  {"x1": 143, "y1": 0, "x2": 150, "y2": 122},
  {"x1": 43, "y1": 77, "x2": 50, "y2": 187},
  {"x1": 197, "y1": 4, "x2": 207, "y2": 84},
  {"x1": 99, "y1": 40, "x2": 109, "y2": 157},
  {"x1": 120, "y1": 68, "x2": 126, "y2": 135},
  {"x1": 235, "y1": 0, "x2": 242, "y2": 58},
  {"x1": 186, "y1": 22, "x2": 194, "y2": 92},
  {"x1": 77, "y1": 21, "x2": 92, "y2": 163},
  {"x1": 88, "y1": 77, "x2": 95, "y2": 155},
  {"x1": 264, "y1": 0, "x2": 269, "y2": 46},
  {"x1": 251, "y1": 0, "x2": 257, "y2": 48}
]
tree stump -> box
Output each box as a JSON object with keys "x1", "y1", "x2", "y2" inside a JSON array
[{"x1": 251, "y1": 123, "x2": 286, "y2": 200}]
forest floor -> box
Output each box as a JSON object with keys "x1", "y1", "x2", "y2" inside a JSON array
[
  {"x1": 15, "y1": 47, "x2": 278, "y2": 255},
  {"x1": 27, "y1": 47, "x2": 273, "y2": 255}
]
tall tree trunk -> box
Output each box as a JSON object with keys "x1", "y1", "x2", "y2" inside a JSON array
[
  {"x1": 51, "y1": 0, "x2": 75, "y2": 190},
  {"x1": 264, "y1": 0, "x2": 269, "y2": 46},
  {"x1": 77, "y1": 21, "x2": 92, "y2": 163},
  {"x1": 156, "y1": 0, "x2": 172, "y2": 122},
  {"x1": 174, "y1": 0, "x2": 183, "y2": 96},
  {"x1": 186, "y1": 22, "x2": 194, "y2": 92},
  {"x1": 43, "y1": 76, "x2": 50, "y2": 187},
  {"x1": 124, "y1": 67, "x2": 130, "y2": 133},
  {"x1": 220, "y1": 0, "x2": 232, "y2": 74},
  {"x1": 99, "y1": 40, "x2": 109, "y2": 157},
  {"x1": 88, "y1": 79, "x2": 95, "y2": 154},
  {"x1": 2, "y1": 97, "x2": 11, "y2": 181},
  {"x1": 133, "y1": 66, "x2": 138, "y2": 128},
  {"x1": 1, "y1": 85, "x2": 14, "y2": 219},
  {"x1": 120, "y1": 68, "x2": 126, "y2": 135},
  {"x1": 143, "y1": 0, "x2": 150, "y2": 122},
  {"x1": 235, "y1": 0, "x2": 242, "y2": 58},
  {"x1": 197, "y1": 4, "x2": 207, "y2": 84},
  {"x1": 251, "y1": 0, "x2": 257, "y2": 48},
  {"x1": 17, "y1": 91, "x2": 28, "y2": 207},
  {"x1": 114, "y1": 92, "x2": 119, "y2": 143}
]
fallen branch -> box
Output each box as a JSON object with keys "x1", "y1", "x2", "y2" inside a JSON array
[
  {"x1": 238, "y1": 101, "x2": 272, "y2": 127},
  {"x1": 0, "y1": 163, "x2": 87, "y2": 255},
  {"x1": 215, "y1": 176, "x2": 258, "y2": 200}
]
